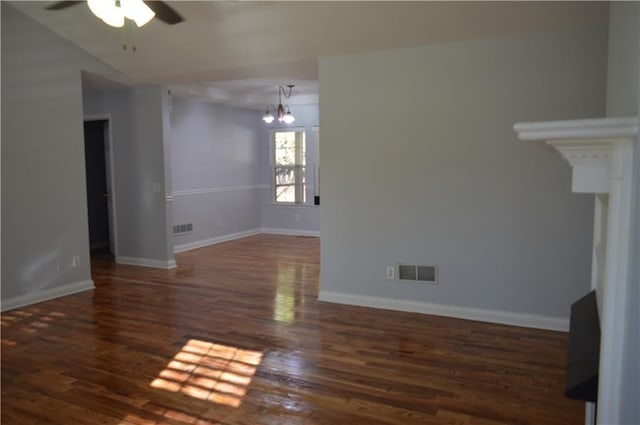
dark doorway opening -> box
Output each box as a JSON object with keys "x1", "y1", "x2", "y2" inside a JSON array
[{"x1": 84, "y1": 120, "x2": 112, "y2": 259}]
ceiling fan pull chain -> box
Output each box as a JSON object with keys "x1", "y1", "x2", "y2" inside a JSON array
[
  {"x1": 121, "y1": 20, "x2": 138, "y2": 52},
  {"x1": 131, "y1": 21, "x2": 137, "y2": 52},
  {"x1": 121, "y1": 20, "x2": 128, "y2": 50}
]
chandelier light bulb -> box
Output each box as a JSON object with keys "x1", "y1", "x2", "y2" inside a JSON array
[
  {"x1": 283, "y1": 111, "x2": 295, "y2": 124},
  {"x1": 262, "y1": 112, "x2": 275, "y2": 124}
]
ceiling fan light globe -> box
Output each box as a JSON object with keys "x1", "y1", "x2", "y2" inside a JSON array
[
  {"x1": 87, "y1": 0, "x2": 124, "y2": 27},
  {"x1": 121, "y1": 0, "x2": 156, "y2": 27}
]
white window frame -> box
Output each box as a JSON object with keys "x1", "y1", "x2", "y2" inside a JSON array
[
  {"x1": 270, "y1": 127, "x2": 307, "y2": 205},
  {"x1": 312, "y1": 126, "x2": 320, "y2": 205}
]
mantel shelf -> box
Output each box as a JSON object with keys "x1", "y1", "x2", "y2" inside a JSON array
[
  {"x1": 513, "y1": 117, "x2": 638, "y2": 142},
  {"x1": 513, "y1": 117, "x2": 638, "y2": 194}
]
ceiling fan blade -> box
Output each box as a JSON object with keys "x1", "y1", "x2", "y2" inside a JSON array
[
  {"x1": 45, "y1": 1, "x2": 83, "y2": 11},
  {"x1": 143, "y1": 1, "x2": 184, "y2": 25}
]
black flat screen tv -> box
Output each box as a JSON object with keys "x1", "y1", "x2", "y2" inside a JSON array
[{"x1": 565, "y1": 290, "x2": 600, "y2": 403}]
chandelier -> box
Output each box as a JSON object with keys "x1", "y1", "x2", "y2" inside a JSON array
[{"x1": 262, "y1": 85, "x2": 296, "y2": 124}]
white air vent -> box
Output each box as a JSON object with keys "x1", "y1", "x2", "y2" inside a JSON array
[
  {"x1": 398, "y1": 264, "x2": 437, "y2": 284},
  {"x1": 173, "y1": 223, "x2": 193, "y2": 235}
]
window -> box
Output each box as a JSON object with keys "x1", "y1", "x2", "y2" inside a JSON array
[{"x1": 272, "y1": 130, "x2": 306, "y2": 204}]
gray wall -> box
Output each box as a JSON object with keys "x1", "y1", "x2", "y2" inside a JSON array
[
  {"x1": 606, "y1": 2, "x2": 640, "y2": 117},
  {"x1": 261, "y1": 104, "x2": 320, "y2": 234},
  {"x1": 161, "y1": 89, "x2": 175, "y2": 263},
  {"x1": 606, "y1": 2, "x2": 640, "y2": 423},
  {"x1": 170, "y1": 98, "x2": 263, "y2": 248},
  {"x1": 319, "y1": 26, "x2": 607, "y2": 320},
  {"x1": 1, "y1": 4, "x2": 122, "y2": 304},
  {"x1": 83, "y1": 86, "x2": 174, "y2": 265}
]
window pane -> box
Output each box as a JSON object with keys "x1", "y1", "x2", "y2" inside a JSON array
[
  {"x1": 275, "y1": 148, "x2": 296, "y2": 166},
  {"x1": 275, "y1": 166, "x2": 295, "y2": 185},
  {"x1": 275, "y1": 132, "x2": 297, "y2": 166},
  {"x1": 275, "y1": 184, "x2": 296, "y2": 203}
]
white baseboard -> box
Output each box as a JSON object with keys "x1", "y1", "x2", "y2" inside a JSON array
[
  {"x1": 174, "y1": 228, "x2": 318, "y2": 254},
  {"x1": 261, "y1": 228, "x2": 320, "y2": 237},
  {"x1": 173, "y1": 228, "x2": 262, "y2": 253},
  {"x1": 1, "y1": 280, "x2": 95, "y2": 312},
  {"x1": 116, "y1": 256, "x2": 177, "y2": 269},
  {"x1": 318, "y1": 291, "x2": 569, "y2": 331}
]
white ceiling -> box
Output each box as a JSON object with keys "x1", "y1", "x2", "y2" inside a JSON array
[
  {"x1": 168, "y1": 79, "x2": 318, "y2": 110},
  {"x1": 12, "y1": 1, "x2": 608, "y2": 108}
]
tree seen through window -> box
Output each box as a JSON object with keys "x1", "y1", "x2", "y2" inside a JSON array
[{"x1": 273, "y1": 131, "x2": 306, "y2": 204}]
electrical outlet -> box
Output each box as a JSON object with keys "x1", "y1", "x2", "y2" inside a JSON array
[
  {"x1": 217, "y1": 218, "x2": 222, "y2": 227},
  {"x1": 56, "y1": 258, "x2": 64, "y2": 271},
  {"x1": 72, "y1": 256, "x2": 80, "y2": 268},
  {"x1": 294, "y1": 213, "x2": 301, "y2": 221},
  {"x1": 386, "y1": 266, "x2": 395, "y2": 280}
]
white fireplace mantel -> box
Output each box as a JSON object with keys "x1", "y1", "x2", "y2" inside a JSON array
[
  {"x1": 514, "y1": 117, "x2": 637, "y2": 193},
  {"x1": 514, "y1": 116, "x2": 638, "y2": 425}
]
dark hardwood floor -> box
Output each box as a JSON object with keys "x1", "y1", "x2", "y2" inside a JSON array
[{"x1": 1, "y1": 234, "x2": 583, "y2": 424}]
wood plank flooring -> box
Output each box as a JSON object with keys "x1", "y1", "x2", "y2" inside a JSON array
[{"x1": 1, "y1": 234, "x2": 584, "y2": 424}]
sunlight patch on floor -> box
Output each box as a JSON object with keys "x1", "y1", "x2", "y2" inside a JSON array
[
  {"x1": 1, "y1": 309, "x2": 66, "y2": 336},
  {"x1": 119, "y1": 406, "x2": 221, "y2": 425},
  {"x1": 274, "y1": 262, "x2": 307, "y2": 323},
  {"x1": 151, "y1": 339, "x2": 263, "y2": 408}
]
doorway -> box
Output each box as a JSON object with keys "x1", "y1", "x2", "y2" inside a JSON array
[{"x1": 83, "y1": 118, "x2": 117, "y2": 259}]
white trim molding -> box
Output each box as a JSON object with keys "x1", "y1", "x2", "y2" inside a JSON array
[
  {"x1": 172, "y1": 185, "x2": 269, "y2": 197},
  {"x1": 1, "y1": 280, "x2": 95, "y2": 312},
  {"x1": 174, "y1": 229, "x2": 262, "y2": 253},
  {"x1": 514, "y1": 116, "x2": 638, "y2": 425},
  {"x1": 514, "y1": 117, "x2": 638, "y2": 141},
  {"x1": 265, "y1": 204, "x2": 319, "y2": 209},
  {"x1": 318, "y1": 291, "x2": 568, "y2": 331},
  {"x1": 116, "y1": 256, "x2": 177, "y2": 269},
  {"x1": 261, "y1": 228, "x2": 320, "y2": 237},
  {"x1": 173, "y1": 228, "x2": 318, "y2": 254},
  {"x1": 514, "y1": 117, "x2": 637, "y2": 193}
]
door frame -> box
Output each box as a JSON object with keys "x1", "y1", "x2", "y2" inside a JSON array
[{"x1": 84, "y1": 114, "x2": 119, "y2": 257}]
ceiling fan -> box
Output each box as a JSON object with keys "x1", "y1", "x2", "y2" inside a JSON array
[{"x1": 45, "y1": 1, "x2": 184, "y2": 27}]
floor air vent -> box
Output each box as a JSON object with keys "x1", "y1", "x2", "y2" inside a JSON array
[{"x1": 398, "y1": 265, "x2": 437, "y2": 284}]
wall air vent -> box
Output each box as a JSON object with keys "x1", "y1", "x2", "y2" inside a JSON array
[
  {"x1": 398, "y1": 265, "x2": 417, "y2": 281},
  {"x1": 417, "y1": 266, "x2": 436, "y2": 282},
  {"x1": 398, "y1": 264, "x2": 437, "y2": 284},
  {"x1": 173, "y1": 223, "x2": 193, "y2": 235}
]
